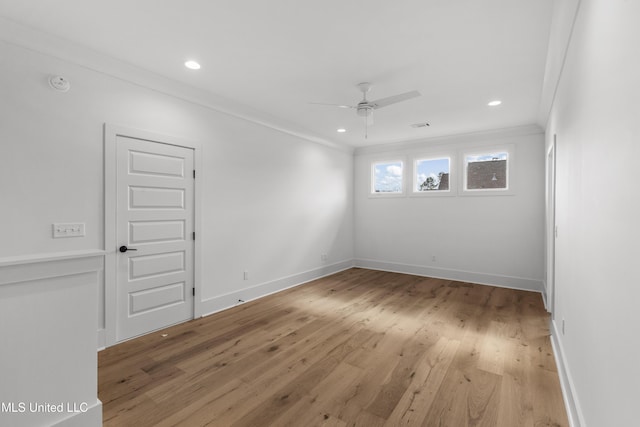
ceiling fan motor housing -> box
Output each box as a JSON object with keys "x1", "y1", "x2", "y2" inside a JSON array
[{"x1": 357, "y1": 104, "x2": 373, "y2": 117}]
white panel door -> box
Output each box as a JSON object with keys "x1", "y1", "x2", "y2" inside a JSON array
[{"x1": 116, "y1": 135, "x2": 194, "y2": 341}]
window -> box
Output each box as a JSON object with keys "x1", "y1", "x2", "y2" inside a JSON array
[
  {"x1": 371, "y1": 160, "x2": 403, "y2": 194},
  {"x1": 414, "y1": 157, "x2": 451, "y2": 193},
  {"x1": 462, "y1": 146, "x2": 513, "y2": 195}
]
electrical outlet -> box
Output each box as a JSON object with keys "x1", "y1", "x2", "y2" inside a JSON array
[
  {"x1": 243, "y1": 271, "x2": 249, "y2": 280},
  {"x1": 432, "y1": 255, "x2": 436, "y2": 262},
  {"x1": 53, "y1": 223, "x2": 85, "y2": 238},
  {"x1": 562, "y1": 318, "x2": 565, "y2": 335},
  {"x1": 321, "y1": 253, "x2": 328, "y2": 261}
]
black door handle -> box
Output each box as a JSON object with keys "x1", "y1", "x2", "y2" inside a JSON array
[{"x1": 119, "y1": 245, "x2": 138, "y2": 253}]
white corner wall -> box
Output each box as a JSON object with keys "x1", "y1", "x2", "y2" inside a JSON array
[
  {"x1": 0, "y1": 29, "x2": 354, "y2": 347},
  {"x1": 353, "y1": 126, "x2": 545, "y2": 292},
  {"x1": 543, "y1": 0, "x2": 640, "y2": 426}
]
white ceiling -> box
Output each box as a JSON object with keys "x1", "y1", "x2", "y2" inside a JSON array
[{"x1": 0, "y1": 0, "x2": 553, "y2": 147}]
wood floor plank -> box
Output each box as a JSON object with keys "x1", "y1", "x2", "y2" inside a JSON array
[
  {"x1": 496, "y1": 373, "x2": 534, "y2": 427},
  {"x1": 477, "y1": 320, "x2": 510, "y2": 376},
  {"x1": 529, "y1": 355, "x2": 568, "y2": 427},
  {"x1": 383, "y1": 337, "x2": 460, "y2": 426},
  {"x1": 225, "y1": 328, "x2": 375, "y2": 427},
  {"x1": 352, "y1": 410, "x2": 387, "y2": 427},
  {"x1": 99, "y1": 268, "x2": 569, "y2": 427},
  {"x1": 253, "y1": 361, "x2": 363, "y2": 427}
]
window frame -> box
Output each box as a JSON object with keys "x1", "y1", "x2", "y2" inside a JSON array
[
  {"x1": 411, "y1": 153, "x2": 456, "y2": 197},
  {"x1": 370, "y1": 158, "x2": 406, "y2": 197},
  {"x1": 460, "y1": 144, "x2": 515, "y2": 196}
]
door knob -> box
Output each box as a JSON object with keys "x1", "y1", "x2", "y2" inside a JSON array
[{"x1": 119, "y1": 245, "x2": 137, "y2": 253}]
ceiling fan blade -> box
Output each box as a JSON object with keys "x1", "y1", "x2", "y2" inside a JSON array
[
  {"x1": 308, "y1": 102, "x2": 355, "y2": 109},
  {"x1": 370, "y1": 90, "x2": 421, "y2": 109}
]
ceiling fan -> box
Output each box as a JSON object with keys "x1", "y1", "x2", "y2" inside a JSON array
[{"x1": 311, "y1": 82, "x2": 421, "y2": 138}]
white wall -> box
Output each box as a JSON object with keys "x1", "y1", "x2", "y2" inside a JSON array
[
  {"x1": 543, "y1": 0, "x2": 640, "y2": 426},
  {"x1": 353, "y1": 126, "x2": 545, "y2": 291},
  {"x1": 0, "y1": 35, "x2": 354, "y2": 343}
]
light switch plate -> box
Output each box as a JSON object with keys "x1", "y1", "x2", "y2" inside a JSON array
[{"x1": 53, "y1": 223, "x2": 85, "y2": 238}]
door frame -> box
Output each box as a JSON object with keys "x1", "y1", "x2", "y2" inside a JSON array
[
  {"x1": 545, "y1": 134, "x2": 557, "y2": 316},
  {"x1": 104, "y1": 124, "x2": 203, "y2": 347}
]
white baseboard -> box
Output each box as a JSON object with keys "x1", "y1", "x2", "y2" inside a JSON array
[
  {"x1": 541, "y1": 282, "x2": 549, "y2": 311},
  {"x1": 51, "y1": 399, "x2": 102, "y2": 427},
  {"x1": 354, "y1": 258, "x2": 543, "y2": 293},
  {"x1": 199, "y1": 259, "x2": 354, "y2": 317},
  {"x1": 550, "y1": 319, "x2": 584, "y2": 427}
]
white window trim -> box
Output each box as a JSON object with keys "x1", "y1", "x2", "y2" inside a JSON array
[
  {"x1": 410, "y1": 153, "x2": 457, "y2": 197},
  {"x1": 459, "y1": 144, "x2": 515, "y2": 196},
  {"x1": 370, "y1": 158, "x2": 406, "y2": 197}
]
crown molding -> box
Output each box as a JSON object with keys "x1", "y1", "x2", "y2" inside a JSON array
[
  {"x1": 354, "y1": 123, "x2": 543, "y2": 155},
  {"x1": 537, "y1": 0, "x2": 582, "y2": 129}
]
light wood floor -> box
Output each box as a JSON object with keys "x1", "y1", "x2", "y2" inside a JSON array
[{"x1": 99, "y1": 268, "x2": 569, "y2": 427}]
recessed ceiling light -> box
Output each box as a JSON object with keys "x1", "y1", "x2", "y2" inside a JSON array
[
  {"x1": 337, "y1": 128, "x2": 347, "y2": 133},
  {"x1": 488, "y1": 100, "x2": 502, "y2": 107},
  {"x1": 184, "y1": 60, "x2": 201, "y2": 70}
]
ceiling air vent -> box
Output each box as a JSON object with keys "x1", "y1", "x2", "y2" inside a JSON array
[{"x1": 410, "y1": 122, "x2": 430, "y2": 128}]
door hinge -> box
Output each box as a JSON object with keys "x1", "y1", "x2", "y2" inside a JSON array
[
  {"x1": 192, "y1": 231, "x2": 196, "y2": 240},
  {"x1": 192, "y1": 288, "x2": 195, "y2": 297},
  {"x1": 193, "y1": 169, "x2": 196, "y2": 179}
]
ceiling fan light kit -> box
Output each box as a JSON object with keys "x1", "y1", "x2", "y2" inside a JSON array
[{"x1": 311, "y1": 82, "x2": 421, "y2": 139}]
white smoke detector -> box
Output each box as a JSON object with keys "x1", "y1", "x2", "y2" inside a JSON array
[
  {"x1": 410, "y1": 122, "x2": 431, "y2": 128},
  {"x1": 48, "y1": 75, "x2": 71, "y2": 92}
]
